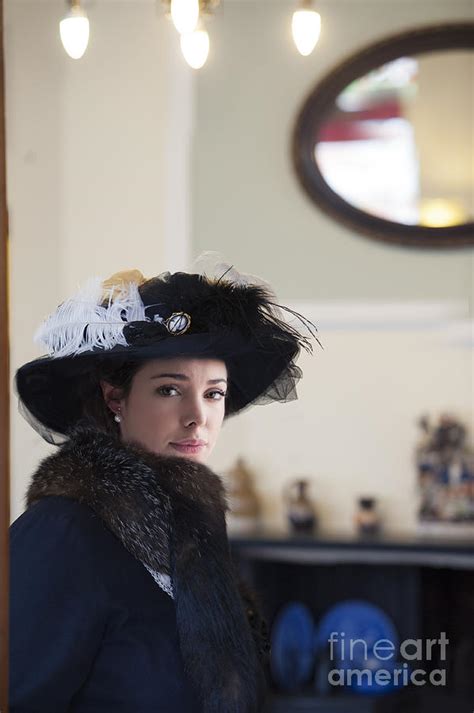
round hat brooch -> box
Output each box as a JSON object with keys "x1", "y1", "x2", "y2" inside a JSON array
[{"x1": 164, "y1": 311, "x2": 191, "y2": 335}]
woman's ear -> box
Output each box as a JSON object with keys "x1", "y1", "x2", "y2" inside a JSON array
[{"x1": 100, "y1": 380, "x2": 123, "y2": 413}]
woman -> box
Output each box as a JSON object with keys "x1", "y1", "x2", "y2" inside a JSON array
[{"x1": 10, "y1": 262, "x2": 319, "y2": 712}]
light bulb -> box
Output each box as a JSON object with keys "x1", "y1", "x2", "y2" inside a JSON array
[
  {"x1": 292, "y1": 5, "x2": 321, "y2": 57},
  {"x1": 180, "y1": 26, "x2": 210, "y2": 69},
  {"x1": 419, "y1": 198, "x2": 467, "y2": 227},
  {"x1": 59, "y1": 3, "x2": 90, "y2": 59},
  {"x1": 171, "y1": 0, "x2": 200, "y2": 35}
]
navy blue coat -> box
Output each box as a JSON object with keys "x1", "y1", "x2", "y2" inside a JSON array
[{"x1": 9, "y1": 495, "x2": 204, "y2": 712}]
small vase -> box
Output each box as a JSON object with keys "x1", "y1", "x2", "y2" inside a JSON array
[
  {"x1": 355, "y1": 497, "x2": 380, "y2": 536},
  {"x1": 285, "y1": 479, "x2": 316, "y2": 534},
  {"x1": 225, "y1": 457, "x2": 260, "y2": 534}
]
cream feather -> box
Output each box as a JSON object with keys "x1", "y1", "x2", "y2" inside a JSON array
[{"x1": 34, "y1": 276, "x2": 151, "y2": 358}]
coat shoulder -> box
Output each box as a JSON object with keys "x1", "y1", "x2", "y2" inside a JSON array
[
  {"x1": 10, "y1": 495, "x2": 112, "y2": 604},
  {"x1": 10, "y1": 495, "x2": 162, "y2": 595},
  {"x1": 11, "y1": 494, "x2": 105, "y2": 537}
]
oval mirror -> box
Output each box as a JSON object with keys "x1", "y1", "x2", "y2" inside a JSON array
[{"x1": 292, "y1": 23, "x2": 474, "y2": 248}]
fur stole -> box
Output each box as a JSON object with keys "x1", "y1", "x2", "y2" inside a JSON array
[{"x1": 25, "y1": 425, "x2": 269, "y2": 713}]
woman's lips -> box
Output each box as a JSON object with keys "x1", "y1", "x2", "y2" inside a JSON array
[{"x1": 169, "y1": 443, "x2": 206, "y2": 455}]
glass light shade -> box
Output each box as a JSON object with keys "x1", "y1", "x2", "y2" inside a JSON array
[
  {"x1": 180, "y1": 28, "x2": 210, "y2": 69},
  {"x1": 292, "y1": 8, "x2": 321, "y2": 56},
  {"x1": 59, "y1": 6, "x2": 90, "y2": 59},
  {"x1": 171, "y1": 0, "x2": 200, "y2": 35}
]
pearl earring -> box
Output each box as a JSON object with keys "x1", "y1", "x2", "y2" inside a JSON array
[{"x1": 114, "y1": 412, "x2": 121, "y2": 423}]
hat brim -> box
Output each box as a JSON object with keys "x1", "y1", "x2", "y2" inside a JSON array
[{"x1": 15, "y1": 329, "x2": 298, "y2": 439}]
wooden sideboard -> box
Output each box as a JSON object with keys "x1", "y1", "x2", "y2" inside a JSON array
[{"x1": 230, "y1": 528, "x2": 474, "y2": 713}]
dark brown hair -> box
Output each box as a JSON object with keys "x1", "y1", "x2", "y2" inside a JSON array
[{"x1": 80, "y1": 357, "x2": 144, "y2": 437}]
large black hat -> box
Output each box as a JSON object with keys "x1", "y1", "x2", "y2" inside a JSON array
[{"x1": 15, "y1": 260, "x2": 321, "y2": 444}]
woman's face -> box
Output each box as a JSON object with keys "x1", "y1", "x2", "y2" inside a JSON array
[{"x1": 101, "y1": 357, "x2": 228, "y2": 463}]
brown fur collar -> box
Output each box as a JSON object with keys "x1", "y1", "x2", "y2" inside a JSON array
[{"x1": 25, "y1": 424, "x2": 268, "y2": 713}]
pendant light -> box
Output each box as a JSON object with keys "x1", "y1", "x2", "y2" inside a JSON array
[
  {"x1": 180, "y1": 20, "x2": 210, "y2": 69},
  {"x1": 59, "y1": 0, "x2": 90, "y2": 60},
  {"x1": 163, "y1": 0, "x2": 220, "y2": 70},
  {"x1": 292, "y1": 0, "x2": 321, "y2": 57},
  {"x1": 170, "y1": 0, "x2": 200, "y2": 35}
]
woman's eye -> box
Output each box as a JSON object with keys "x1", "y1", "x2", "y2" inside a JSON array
[
  {"x1": 156, "y1": 386, "x2": 226, "y2": 400},
  {"x1": 207, "y1": 390, "x2": 227, "y2": 400},
  {"x1": 157, "y1": 385, "x2": 180, "y2": 397}
]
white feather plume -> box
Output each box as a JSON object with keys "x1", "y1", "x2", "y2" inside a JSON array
[
  {"x1": 192, "y1": 250, "x2": 276, "y2": 293},
  {"x1": 34, "y1": 276, "x2": 150, "y2": 358}
]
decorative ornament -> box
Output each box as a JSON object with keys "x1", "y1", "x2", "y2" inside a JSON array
[
  {"x1": 225, "y1": 457, "x2": 261, "y2": 535},
  {"x1": 164, "y1": 311, "x2": 192, "y2": 335},
  {"x1": 416, "y1": 412, "x2": 474, "y2": 528},
  {"x1": 284, "y1": 479, "x2": 317, "y2": 534}
]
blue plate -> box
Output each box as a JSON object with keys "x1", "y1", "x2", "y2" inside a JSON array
[
  {"x1": 326, "y1": 655, "x2": 407, "y2": 695},
  {"x1": 313, "y1": 599, "x2": 401, "y2": 695},
  {"x1": 314, "y1": 599, "x2": 399, "y2": 658},
  {"x1": 270, "y1": 601, "x2": 315, "y2": 692}
]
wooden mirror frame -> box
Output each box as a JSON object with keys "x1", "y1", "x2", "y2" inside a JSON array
[{"x1": 292, "y1": 22, "x2": 474, "y2": 249}]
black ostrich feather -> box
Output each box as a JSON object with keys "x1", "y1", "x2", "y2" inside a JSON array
[{"x1": 137, "y1": 271, "x2": 322, "y2": 355}]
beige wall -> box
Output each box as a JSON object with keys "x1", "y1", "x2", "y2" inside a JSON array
[
  {"x1": 193, "y1": 0, "x2": 473, "y2": 301},
  {"x1": 212, "y1": 317, "x2": 473, "y2": 534},
  {"x1": 6, "y1": 0, "x2": 474, "y2": 534},
  {"x1": 6, "y1": 0, "x2": 193, "y2": 520},
  {"x1": 194, "y1": 0, "x2": 474, "y2": 533}
]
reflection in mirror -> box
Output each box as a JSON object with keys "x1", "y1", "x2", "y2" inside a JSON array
[
  {"x1": 315, "y1": 50, "x2": 473, "y2": 228},
  {"x1": 292, "y1": 22, "x2": 474, "y2": 248}
]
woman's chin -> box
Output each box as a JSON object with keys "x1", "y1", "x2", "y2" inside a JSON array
[
  {"x1": 175, "y1": 450, "x2": 207, "y2": 464},
  {"x1": 169, "y1": 449, "x2": 209, "y2": 465}
]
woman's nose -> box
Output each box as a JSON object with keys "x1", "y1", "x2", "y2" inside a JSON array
[{"x1": 182, "y1": 396, "x2": 206, "y2": 428}]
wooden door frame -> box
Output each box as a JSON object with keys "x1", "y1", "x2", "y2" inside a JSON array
[{"x1": 0, "y1": 0, "x2": 10, "y2": 708}]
